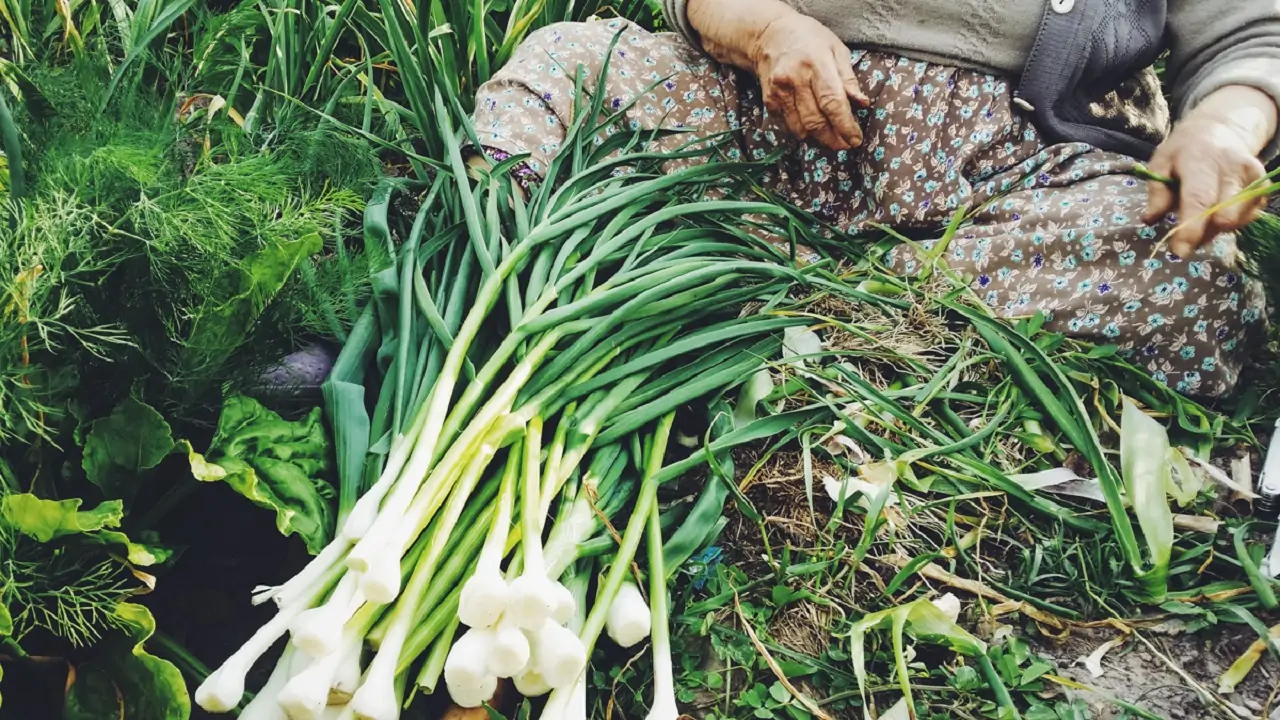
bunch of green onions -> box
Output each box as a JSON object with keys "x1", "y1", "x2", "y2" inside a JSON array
[{"x1": 195, "y1": 84, "x2": 820, "y2": 719}]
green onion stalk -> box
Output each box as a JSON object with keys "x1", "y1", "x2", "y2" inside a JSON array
[
  {"x1": 541, "y1": 414, "x2": 676, "y2": 717},
  {"x1": 197, "y1": 86, "x2": 823, "y2": 719},
  {"x1": 643, "y1": 446, "x2": 679, "y2": 720}
]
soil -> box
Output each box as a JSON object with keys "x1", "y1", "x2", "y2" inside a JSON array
[{"x1": 1032, "y1": 626, "x2": 1280, "y2": 720}]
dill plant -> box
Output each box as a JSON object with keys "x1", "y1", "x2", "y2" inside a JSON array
[
  {"x1": 2, "y1": 76, "x2": 382, "y2": 433},
  {"x1": 0, "y1": 509, "x2": 139, "y2": 648}
]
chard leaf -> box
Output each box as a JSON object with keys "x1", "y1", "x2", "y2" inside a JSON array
[
  {"x1": 0, "y1": 493, "x2": 171, "y2": 569},
  {"x1": 62, "y1": 603, "x2": 189, "y2": 720},
  {"x1": 1, "y1": 494, "x2": 124, "y2": 542},
  {"x1": 189, "y1": 395, "x2": 334, "y2": 553},
  {"x1": 91, "y1": 530, "x2": 174, "y2": 567},
  {"x1": 82, "y1": 397, "x2": 177, "y2": 500}
]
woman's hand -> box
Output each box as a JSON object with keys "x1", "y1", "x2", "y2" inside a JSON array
[
  {"x1": 1144, "y1": 85, "x2": 1278, "y2": 258},
  {"x1": 751, "y1": 13, "x2": 868, "y2": 150},
  {"x1": 687, "y1": 0, "x2": 866, "y2": 151}
]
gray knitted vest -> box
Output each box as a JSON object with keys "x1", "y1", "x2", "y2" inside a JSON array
[{"x1": 1015, "y1": 0, "x2": 1170, "y2": 159}]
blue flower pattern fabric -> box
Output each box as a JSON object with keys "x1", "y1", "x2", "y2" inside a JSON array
[{"x1": 472, "y1": 18, "x2": 1266, "y2": 397}]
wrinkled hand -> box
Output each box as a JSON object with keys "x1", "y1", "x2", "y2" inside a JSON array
[
  {"x1": 1144, "y1": 97, "x2": 1270, "y2": 258},
  {"x1": 748, "y1": 13, "x2": 868, "y2": 151}
]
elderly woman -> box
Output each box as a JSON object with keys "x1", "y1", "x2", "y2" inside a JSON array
[{"x1": 469, "y1": 0, "x2": 1280, "y2": 396}]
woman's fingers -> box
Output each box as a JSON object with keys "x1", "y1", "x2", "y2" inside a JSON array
[
  {"x1": 816, "y1": 51, "x2": 862, "y2": 148},
  {"x1": 794, "y1": 80, "x2": 849, "y2": 150},
  {"x1": 761, "y1": 74, "x2": 817, "y2": 144},
  {"x1": 1144, "y1": 95, "x2": 1273, "y2": 255},
  {"x1": 1210, "y1": 177, "x2": 1249, "y2": 235},
  {"x1": 835, "y1": 50, "x2": 869, "y2": 107},
  {"x1": 1149, "y1": 145, "x2": 1266, "y2": 257},
  {"x1": 779, "y1": 93, "x2": 809, "y2": 143},
  {"x1": 767, "y1": 86, "x2": 804, "y2": 141},
  {"x1": 1209, "y1": 158, "x2": 1266, "y2": 232},
  {"x1": 1208, "y1": 185, "x2": 1267, "y2": 238},
  {"x1": 1169, "y1": 173, "x2": 1218, "y2": 258},
  {"x1": 760, "y1": 73, "x2": 799, "y2": 136},
  {"x1": 1142, "y1": 156, "x2": 1177, "y2": 224}
]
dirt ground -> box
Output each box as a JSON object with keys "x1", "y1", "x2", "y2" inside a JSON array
[{"x1": 1033, "y1": 625, "x2": 1279, "y2": 720}]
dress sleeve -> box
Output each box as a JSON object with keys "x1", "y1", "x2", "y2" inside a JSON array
[
  {"x1": 1166, "y1": 0, "x2": 1280, "y2": 160},
  {"x1": 661, "y1": 0, "x2": 701, "y2": 46}
]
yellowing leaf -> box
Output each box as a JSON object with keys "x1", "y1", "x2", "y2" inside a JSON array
[
  {"x1": 1166, "y1": 446, "x2": 1204, "y2": 508},
  {"x1": 1218, "y1": 623, "x2": 1280, "y2": 694},
  {"x1": 1, "y1": 494, "x2": 123, "y2": 542},
  {"x1": 1079, "y1": 633, "x2": 1129, "y2": 678},
  {"x1": 92, "y1": 530, "x2": 174, "y2": 567}
]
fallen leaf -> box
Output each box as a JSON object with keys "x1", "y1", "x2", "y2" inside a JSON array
[
  {"x1": 881, "y1": 698, "x2": 911, "y2": 720},
  {"x1": 782, "y1": 326, "x2": 823, "y2": 366},
  {"x1": 822, "y1": 431, "x2": 871, "y2": 464},
  {"x1": 931, "y1": 593, "x2": 962, "y2": 623},
  {"x1": 1008, "y1": 468, "x2": 1108, "y2": 503},
  {"x1": 1172, "y1": 514, "x2": 1221, "y2": 534},
  {"x1": 1183, "y1": 453, "x2": 1254, "y2": 500},
  {"x1": 876, "y1": 555, "x2": 1066, "y2": 631},
  {"x1": 1043, "y1": 674, "x2": 1092, "y2": 692},
  {"x1": 822, "y1": 473, "x2": 898, "y2": 510},
  {"x1": 1078, "y1": 633, "x2": 1129, "y2": 678},
  {"x1": 127, "y1": 567, "x2": 157, "y2": 592},
  {"x1": 1218, "y1": 623, "x2": 1280, "y2": 694}
]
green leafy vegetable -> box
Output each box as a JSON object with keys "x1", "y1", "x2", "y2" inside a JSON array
[
  {"x1": 0, "y1": 492, "x2": 160, "y2": 651},
  {"x1": 1, "y1": 494, "x2": 124, "y2": 542},
  {"x1": 91, "y1": 530, "x2": 174, "y2": 568},
  {"x1": 1, "y1": 487, "x2": 173, "y2": 569},
  {"x1": 82, "y1": 396, "x2": 177, "y2": 500},
  {"x1": 189, "y1": 395, "x2": 334, "y2": 553},
  {"x1": 62, "y1": 603, "x2": 190, "y2": 720}
]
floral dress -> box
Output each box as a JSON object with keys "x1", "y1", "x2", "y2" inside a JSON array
[{"x1": 471, "y1": 18, "x2": 1268, "y2": 397}]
